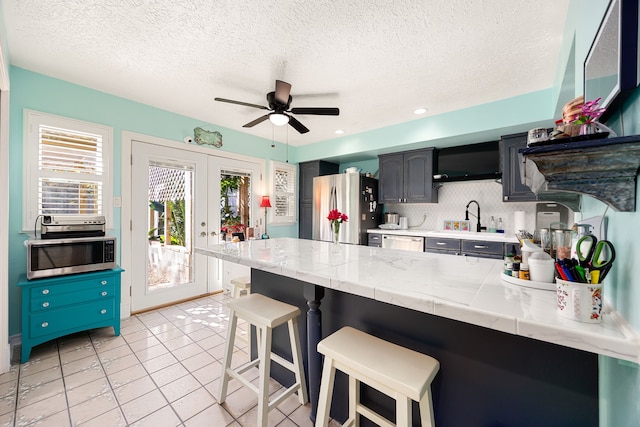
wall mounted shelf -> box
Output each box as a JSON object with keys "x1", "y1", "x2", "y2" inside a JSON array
[{"x1": 520, "y1": 135, "x2": 640, "y2": 212}]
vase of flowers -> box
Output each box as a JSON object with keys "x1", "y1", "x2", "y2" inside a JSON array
[
  {"x1": 327, "y1": 209, "x2": 348, "y2": 245},
  {"x1": 570, "y1": 97, "x2": 605, "y2": 136}
]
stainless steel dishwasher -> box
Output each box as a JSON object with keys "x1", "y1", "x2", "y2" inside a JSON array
[{"x1": 381, "y1": 235, "x2": 425, "y2": 252}]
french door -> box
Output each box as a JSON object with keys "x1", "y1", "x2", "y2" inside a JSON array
[
  {"x1": 130, "y1": 141, "x2": 261, "y2": 312},
  {"x1": 131, "y1": 142, "x2": 211, "y2": 312}
]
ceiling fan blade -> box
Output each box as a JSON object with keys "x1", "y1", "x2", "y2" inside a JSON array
[
  {"x1": 215, "y1": 97, "x2": 268, "y2": 110},
  {"x1": 242, "y1": 114, "x2": 270, "y2": 128},
  {"x1": 290, "y1": 107, "x2": 340, "y2": 116},
  {"x1": 274, "y1": 80, "x2": 292, "y2": 105},
  {"x1": 287, "y1": 115, "x2": 310, "y2": 134}
]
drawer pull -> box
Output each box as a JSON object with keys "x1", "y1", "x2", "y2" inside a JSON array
[
  {"x1": 101, "y1": 291, "x2": 108, "y2": 296},
  {"x1": 100, "y1": 309, "x2": 107, "y2": 315},
  {"x1": 41, "y1": 322, "x2": 49, "y2": 328},
  {"x1": 42, "y1": 289, "x2": 49, "y2": 295},
  {"x1": 101, "y1": 280, "x2": 107, "y2": 285},
  {"x1": 474, "y1": 245, "x2": 489, "y2": 249},
  {"x1": 42, "y1": 302, "x2": 49, "y2": 308},
  {"x1": 436, "y1": 242, "x2": 447, "y2": 246}
]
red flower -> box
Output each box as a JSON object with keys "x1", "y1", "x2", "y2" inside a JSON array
[{"x1": 327, "y1": 209, "x2": 348, "y2": 223}]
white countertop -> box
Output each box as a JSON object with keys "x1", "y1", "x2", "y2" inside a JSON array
[
  {"x1": 368, "y1": 228, "x2": 520, "y2": 243},
  {"x1": 196, "y1": 238, "x2": 640, "y2": 363}
]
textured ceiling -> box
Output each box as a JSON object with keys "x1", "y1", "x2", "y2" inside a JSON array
[{"x1": 2, "y1": 0, "x2": 570, "y2": 146}]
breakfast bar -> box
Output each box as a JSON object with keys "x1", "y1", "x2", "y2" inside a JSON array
[{"x1": 196, "y1": 238, "x2": 640, "y2": 426}]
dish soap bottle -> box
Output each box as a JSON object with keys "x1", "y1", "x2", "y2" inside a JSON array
[
  {"x1": 497, "y1": 217, "x2": 504, "y2": 233},
  {"x1": 489, "y1": 216, "x2": 497, "y2": 233}
]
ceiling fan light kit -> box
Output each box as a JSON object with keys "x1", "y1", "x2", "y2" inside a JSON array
[
  {"x1": 215, "y1": 80, "x2": 339, "y2": 134},
  {"x1": 269, "y1": 113, "x2": 289, "y2": 126}
]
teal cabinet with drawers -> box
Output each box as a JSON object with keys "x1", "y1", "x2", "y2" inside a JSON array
[{"x1": 17, "y1": 267, "x2": 123, "y2": 363}]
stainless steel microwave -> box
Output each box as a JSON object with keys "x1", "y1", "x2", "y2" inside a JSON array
[{"x1": 26, "y1": 236, "x2": 117, "y2": 280}]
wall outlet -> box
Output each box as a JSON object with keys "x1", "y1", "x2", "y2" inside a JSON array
[{"x1": 113, "y1": 196, "x2": 122, "y2": 208}]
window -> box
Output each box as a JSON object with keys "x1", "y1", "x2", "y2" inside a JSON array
[
  {"x1": 23, "y1": 110, "x2": 113, "y2": 230},
  {"x1": 270, "y1": 161, "x2": 296, "y2": 225}
]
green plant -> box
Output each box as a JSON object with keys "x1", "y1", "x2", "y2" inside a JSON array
[{"x1": 167, "y1": 199, "x2": 186, "y2": 246}]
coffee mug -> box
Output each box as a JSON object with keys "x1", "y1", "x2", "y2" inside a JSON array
[{"x1": 556, "y1": 278, "x2": 603, "y2": 323}]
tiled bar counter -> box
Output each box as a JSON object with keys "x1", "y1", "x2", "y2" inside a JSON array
[{"x1": 196, "y1": 238, "x2": 640, "y2": 426}]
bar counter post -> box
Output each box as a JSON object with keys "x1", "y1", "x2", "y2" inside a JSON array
[{"x1": 303, "y1": 283, "x2": 325, "y2": 422}]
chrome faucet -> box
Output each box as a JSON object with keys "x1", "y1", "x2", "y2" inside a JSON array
[{"x1": 465, "y1": 200, "x2": 482, "y2": 232}]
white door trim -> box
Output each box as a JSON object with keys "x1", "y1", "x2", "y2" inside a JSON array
[
  {"x1": 0, "y1": 89, "x2": 10, "y2": 372},
  {"x1": 120, "y1": 131, "x2": 265, "y2": 317}
]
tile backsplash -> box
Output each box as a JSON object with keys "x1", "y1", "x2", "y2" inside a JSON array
[{"x1": 383, "y1": 180, "x2": 541, "y2": 235}]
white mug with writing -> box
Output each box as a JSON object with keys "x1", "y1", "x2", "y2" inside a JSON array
[{"x1": 556, "y1": 278, "x2": 603, "y2": 323}]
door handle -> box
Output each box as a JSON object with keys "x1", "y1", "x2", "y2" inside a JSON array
[
  {"x1": 200, "y1": 231, "x2": 206, "y2": 237},
  {"x1": 210, "y1": 231, "x2": 217, "y2": 237}
]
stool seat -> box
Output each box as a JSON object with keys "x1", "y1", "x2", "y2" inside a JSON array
[
  {"x1": 318, "y1": 326, "x2": 438, "y2": 402},
  {"x1": 219, "y1": 293, "x2": 308, "y2": 427},
  {"x1": 227, "y1": 293, "x2": 300, "y2": 327},
  {"x1": 230, "y1": 276, "x2": 251, "y2": 298},
  {"x1": 316, "y1": 326, "x2": 440, "y2": 427}
]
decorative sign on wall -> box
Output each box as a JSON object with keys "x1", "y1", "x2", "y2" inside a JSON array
[{"x1": 193, "y1": 127, "x2": 223, "y2": 148}]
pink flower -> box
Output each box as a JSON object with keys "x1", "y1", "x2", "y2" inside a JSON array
[{"x1": 572, "y1": 97, "x2": 605, "y2": 124}]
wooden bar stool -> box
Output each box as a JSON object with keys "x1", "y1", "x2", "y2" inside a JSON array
[
  {"x1": 230, "y1": 276, "x2": 251, "y2": 298},
  {"x1": 218, "y1": 293, "x2": 308, "y2": 427},
  {"x1": 315, "y1": 326, "x2": 439, "y2": 427}
]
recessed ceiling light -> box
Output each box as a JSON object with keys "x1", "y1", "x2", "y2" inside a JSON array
[
  {"x1": 335, "y1": 130, "x2": 345, "y2": 134},
  {"x1": 414, "y1": 108, "x2": 427, "y2": 115}
]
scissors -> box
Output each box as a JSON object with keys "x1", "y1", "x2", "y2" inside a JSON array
[{"x1": 576, "y1": 235, "x2": 615, "y2": 283}]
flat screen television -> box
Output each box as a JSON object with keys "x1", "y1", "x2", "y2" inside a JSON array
[
  {"x1": 434, "y1": 141, "x2": 501, "y2": 182},
  {"x1": 584, "y1": 0, "x2": 639, "y2": 122}
]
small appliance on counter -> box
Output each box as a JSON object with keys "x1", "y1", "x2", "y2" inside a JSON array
[
  {"x1": 40, "y1": 215, "x2": 107, "y2": 239},
  {"x1": 26, "y1": 215, "x2": 115, "y2": 279},
  {"x1": 25, "y1": 235, "x2": 117, "y2": 279}
]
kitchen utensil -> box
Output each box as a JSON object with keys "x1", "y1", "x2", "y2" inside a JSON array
[{"x1": 576, "y1": 235, "x2": 615, "y2": 283}]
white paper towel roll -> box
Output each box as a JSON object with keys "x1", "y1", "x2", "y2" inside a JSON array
[{"x1": 514, "y1": 211, "x2": 525, "y2": 235}]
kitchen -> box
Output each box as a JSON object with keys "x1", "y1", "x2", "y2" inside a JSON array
[{"x1": 2, "y1": 1, "x2": 640, "y2": 427}]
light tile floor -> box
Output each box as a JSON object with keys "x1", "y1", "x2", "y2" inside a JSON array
[{"x1": 0, "y1": 292, "x2": 341, "y2": 426}]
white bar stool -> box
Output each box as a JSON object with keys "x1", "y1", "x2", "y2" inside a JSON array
[
  {"x1": 230, "y1": 276, "x2": 252, "y2": 345},
  {"x1": 218, "y1": 293, "x2": 308, "y2": 427},
  {"x1": 315, "y1": 326, "x2": 440, "y2": 427},
  {"x1": 230, "y1": 276, "x2": 251, "y2": 298}
]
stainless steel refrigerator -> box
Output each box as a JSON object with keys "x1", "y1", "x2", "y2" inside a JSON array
[{"x1": 312, "y1": 173, "x2": 382, "y2": 245}]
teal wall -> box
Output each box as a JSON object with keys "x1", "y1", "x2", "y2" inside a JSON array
[
  {"x1": 7, "y1": 67, "x2": 297, "y2": 335},
  {"x1": 295, "y1": 89, "x2": 555, "y2": 164}
]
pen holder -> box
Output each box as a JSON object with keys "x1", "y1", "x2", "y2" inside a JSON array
[{"x1": 556, "y1": 278, "x2": 603, "y2": 323}]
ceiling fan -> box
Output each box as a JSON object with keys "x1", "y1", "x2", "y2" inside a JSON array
[{"x1": 214, "y1": 80, "x2": 339, "y2": 134}]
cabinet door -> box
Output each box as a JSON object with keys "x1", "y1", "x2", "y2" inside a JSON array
[
  {"x1": 299, "y1": 161, "x2": 320, "y2": 204},
  {"x1": 298, "y1": 160, "x2": 338, "y2": 239},
  {"x1": 299, "y1": 203, "x2": 313, "y2": 239},
  {"x1": 378, "y1": 153, "x2": 404, "y2": 204},
  {"x1": 404, "y1": 148, "x2": 437, "y2": 203},
  {"x1": 501, "y1": 133, "x2": 536, "y2": 202}
]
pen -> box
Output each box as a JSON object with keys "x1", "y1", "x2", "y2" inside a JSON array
[{"x1": 555, "y1": 261, "x2": 569, "y2": 281}]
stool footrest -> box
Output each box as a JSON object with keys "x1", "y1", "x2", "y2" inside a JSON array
[
  {"x1": 271, "y1": 352, "x2": 296, "y2": 373},
  {"x1": 226, "y1": 366, "x2": 260, "y2": 395},
  {"x1": 268, "y1": 382, "x2": 304, "y2": 411},
  {"x1": 356, "y1": 403, "x2": 395, "y2": 427}
]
